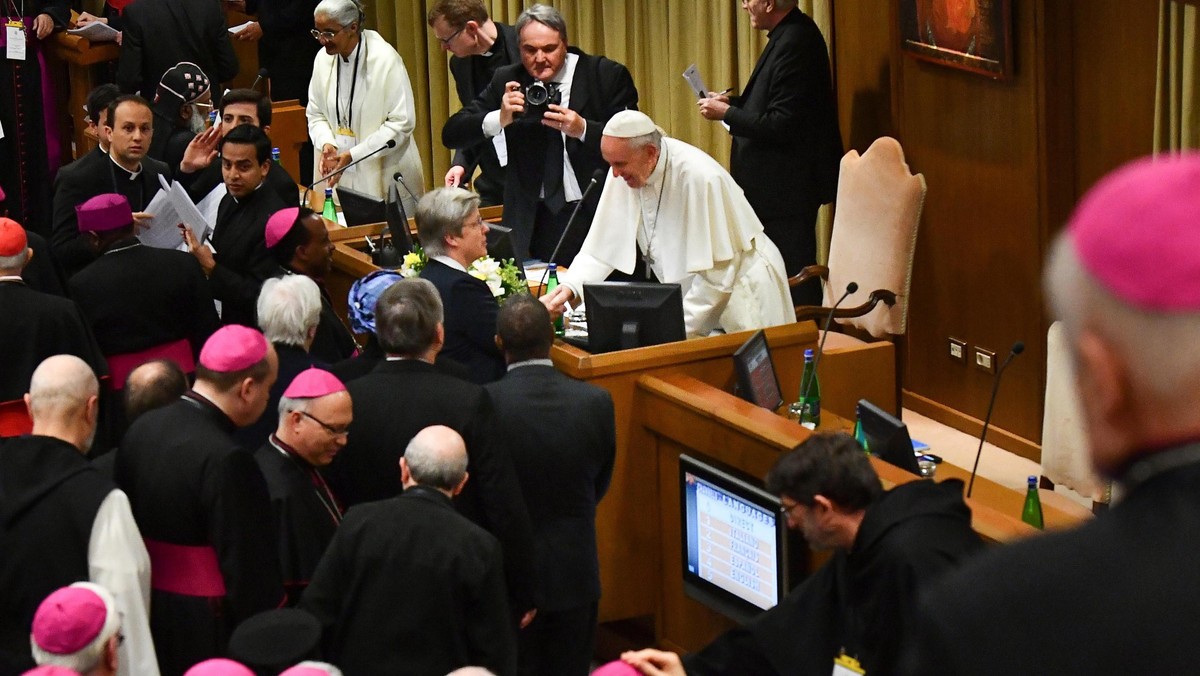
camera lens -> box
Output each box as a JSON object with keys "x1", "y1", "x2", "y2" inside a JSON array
[{"x1": 526, "y1": 82, "x2": 549, "y2": 106}]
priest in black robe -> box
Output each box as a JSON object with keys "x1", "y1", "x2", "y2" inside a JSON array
[
  {"x1": 115, "y1": 326, "x2": 284, "y2": 675},
  {"x1": 623, "y1": 434, "x2": 984, "y2": 676},
  {"x1": 51, "y1": 95, "x2": 170, "y2": 278},
  {"x1": 147, "y1": 62, "x2": 211, "y2": 174},
  {"x1": 254, "y1": 368, "x2": 349, "y2": 605},
  {"x1": 0, "y1": 218, "x2": 107, "y2": 402},
  {"x1": 266, "y1": 207, "x2": 358, "y2": 363},
  {"x1": 182, "y1": 124, "x2": 286, "y2": 327},
  {"x1": 0, "y1": 0, "x2": 70, "y2": 236},
  {"x1": 302, "y1": 425, "x2": 516, "y2": 676},
  {"x1": 68, "y1": 193, "x2": 219, "y2": 361}
]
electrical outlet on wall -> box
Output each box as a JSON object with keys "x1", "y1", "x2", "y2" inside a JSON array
[
  {"x1": 974, "y1": 347, "x2": 997, "y2": 374},
  {"x1": 949, "y1": 337, "x2": 967, "y2": 363}
]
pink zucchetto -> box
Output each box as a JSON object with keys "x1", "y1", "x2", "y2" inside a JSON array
[
  {"x1": 0, "y1": 218, "x2": 27, "y2": 257},
  {"x1": 198, "y1": 325, "x2": 269, "y2": 372},
  {"x1": 282, "y1": 368, "x2": 346, "y2": 399},
  {"x1": 592, "y1": 661, "x2": 640, "y2": 676},
  {"x1": 265, "y1": 207, "x2": 301, "y2": 249},
  {"x1": 183, "y1": 659, "x2": 256, "y2": 676},
  {"x1": 75, "y1": 193, "x2": 134, "y2": 233},
  {"x1": 1068, "y1": 153, "x2": 1200, "y2": 312},
  {"x1": 30, "y1": 583, "x2": 118, "y2": 657},
  {"x1": 22, "y1": 666, "x2": 82, "y2": 675},
  {"x1": 279, "y1": 662, "x2": 343, "y2": 676}
]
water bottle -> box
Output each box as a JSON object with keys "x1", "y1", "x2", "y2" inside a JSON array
[
  {"x1": 271, "y1": 147, "x2": 280, "y2": 162},
  {"x1": 1021, "y1": 475, "x2": 1044, "y2": 529},
  {"x1": 546, "y1": 264, "x2": 563, "y2": 337},
  {"x1": 788, "y1": 349, "x2": 821, "y2": 429},
  {"x1": 322, "y1": 188, "x2": 337, "y2": 223}
]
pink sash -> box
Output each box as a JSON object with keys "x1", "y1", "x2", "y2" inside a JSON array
[{"x1": 144, "y1": 539, "x2": 227, "y2": 597}]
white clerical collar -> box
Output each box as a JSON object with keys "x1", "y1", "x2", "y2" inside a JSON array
[
  {"x1": 108, "y1": 152, "x2": 142, "y2": 179},
  {"x1": 432, "y1": 254, "x2": 467, "y2": 273},
  {"x1": 507, "y1": 358, "x2": 553, "y2": 371},
  {"x1": 644, "y1": 140, "x2": 668, "y2": 189}
]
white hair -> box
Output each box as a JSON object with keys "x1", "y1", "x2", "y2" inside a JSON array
[
  {"x1": 404, "y1": 426, "x2": 468, "y2": 490},
  {"x1": 1045, "y1": 233, "x2": 1200, "y2": 405},
  {"x1": 257, "y1": 276, "x2": 322, "y2": 348},
  {"x1": 30, "y1": 582, "x2": 121, "y2": 673},
  {"x1": 626, "y1": 129, "x2": 663, "y2": 152},
  {"x1": 0, "y1": 248, "x2": 30, "y2": 273},
  {"x1": 286, "y1": 662, "x2": 344, "y2": 676},
  {"x1": 314, "y1": 0, "x2": 363, "y2": 27}
]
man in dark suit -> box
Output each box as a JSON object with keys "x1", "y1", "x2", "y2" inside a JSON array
[
  {"x1": 900, "y1": 155, "x2": 1200, "y2": 675},
  {"x1": 51, "y1": 95, "x2": 171, "y2": 278},
  {"x1": 331, "y1": 278, "x2": 536, "y2": 626},
  {"x1": 182, "y1": 124, "x2": 287, "y2": 327},
  {"x1": 698, "y1": 0, "x2": 842, "y2": 305},
  {"x1": 116, "y1": 0, "x2": 239, "y2": 100},
  {"x1": 485, "y1": 295, "x2": 614, "y2": 676},
  {"x1": 428, "y1": 0, "x2": 519, "y2": 206},
  {"x1": 418, "y1": 187, "x2": 505, "y2": 384},
  {"x1": 302, "y1": 425, "x2": 516, "y2": 676},
  {"x1": 442, "y1": 3, "x2": 638, "y2": 264}
]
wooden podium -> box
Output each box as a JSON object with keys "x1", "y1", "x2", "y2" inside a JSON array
[{"x1": 47, "y1": 31, "x2": 119, "y2": 159}]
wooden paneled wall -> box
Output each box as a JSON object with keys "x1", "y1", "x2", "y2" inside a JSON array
[{"x1": 832, "y1": 1, "x2": 1159, "y2": 460}]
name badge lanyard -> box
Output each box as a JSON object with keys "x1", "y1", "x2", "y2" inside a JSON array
[
  {"x1": 336, "y1": 39, "x2": 363, "y2": 132},
  {"x1": 4, "y1": 0, "x2": 23, "y2": 21},
  {"x1": 5, "y1": 0, "x2": 27, "y2": 61}
]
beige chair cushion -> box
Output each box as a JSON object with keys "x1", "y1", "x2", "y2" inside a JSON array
[
  {"x1": 1041, "y1": 321, "x2": 1106, "y2": 502},
  {"x1": 823, "y1": 137, "x2": 926, "y2": 339}
]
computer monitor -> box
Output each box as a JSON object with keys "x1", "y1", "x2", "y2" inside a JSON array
[
  {"x1": 582, "y1": 282, "x2": 685, "y2": 354},
  {"x1": 485, "y1": 224, "x2": 522, "y2": 279},
  {"x1": 383, "y1": 184, "x2": 414, "y2": 255},
  {"x1": 857, "y1": 399, "x2": 923, "y2": 475},
  {"x1": 679, "y1": 454, "x2": 803, "y2": 624},
  {"x1": 337, "y1": 186, "x2": 386, "y2": 227},
  {"x1": 733, "y1": 330, "x2": 783, "y2": 411}
]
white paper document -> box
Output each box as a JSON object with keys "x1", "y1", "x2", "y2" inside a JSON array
[
  {"x1": 138, "y1": 175, "x2": 213, "y2": 249},
  {"x1": 227, "y1": 21, "x2": 254, "y2": 34},
  {"x1": 67, "y1": 22, "x2": 120, "y2": 43},
  {"x1": 682, "y1": 64, "x2": 708, "y2": 99}
]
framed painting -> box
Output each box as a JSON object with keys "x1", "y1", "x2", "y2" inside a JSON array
[{"x1": 899, "y1": 0, "x2": 1014, "y2": 79}]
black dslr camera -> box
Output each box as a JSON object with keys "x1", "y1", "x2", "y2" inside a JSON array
[{"x1": 523, "y1": 80, "x2": 562, "y2": 120}]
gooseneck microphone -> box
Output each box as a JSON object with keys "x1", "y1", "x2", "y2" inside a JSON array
[
  {"x1": 373, "y1": 172, "x2": 417, "y2": 268},
  {"x1": 537, "y1": 168, "x2": 606, "y2": 297},
  {"x1": 251, "y1": 68, "x2": 269, "y2": 92},
  {"x1": 798, "y1": 281, "x2": 859, "y2": 408},
  {"x1": 301, "y1": 139, "x2": 396, "y2": 207},
  {"x1": 967, "y1": 341, "x2": 1026, "y2": 497}
]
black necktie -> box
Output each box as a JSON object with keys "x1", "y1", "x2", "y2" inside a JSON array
[{"x1": 542, "y1": 126, "x2": 566, "y2": 214}]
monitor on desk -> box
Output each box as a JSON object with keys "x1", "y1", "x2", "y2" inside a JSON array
[
  {"x1": 679, "y1": 454, "x2": 803, "y2": 624},
  {"x1": 733, "y1": 330, "x2": 784, "y2": 411},
  {"x1": 337, "y1": 186, "x2": 386, "y2": 227},
  {"x1": 582, "y1": 282, "x2": 685, "y2": 354},
  {"x1": 857, "y1": 399, "x2": 923, "y2": 475},
  {"x1": 384, "y1": 184, "x2": 415, "y2": 255},
  {"x1": 485, "y1": 224, "x2": 523, "y2": 279}
]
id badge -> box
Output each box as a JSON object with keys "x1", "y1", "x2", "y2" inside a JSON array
[
  {"x1": 6, "y1": 21, "x2": 27, "y2": 62},
  {"x1": 335, "y1": 128, "x2": 357, "y2": 176},
  {"x1": 832, "y1": 652, "x2": 865, "y2": 676}
]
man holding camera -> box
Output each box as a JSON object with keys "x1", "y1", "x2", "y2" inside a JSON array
[{"x1": 442, "y1": 3, "x2": 638, "y2": 266}]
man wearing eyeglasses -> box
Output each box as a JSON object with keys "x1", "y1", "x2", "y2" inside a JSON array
[
  {"x1": 254, "y1": 367, "x2": 351, "y2": 606},
  {"x1": 427, "y1": 0, "x2": 519, "y2": 207},
  {"x1": 622, "y1": 433, "x2": 983, "y2": 676}
]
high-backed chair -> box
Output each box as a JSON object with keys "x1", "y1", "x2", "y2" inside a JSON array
[
  {"x1": 1040, "y1": 321, "x2": 1111, "y2": 512},
  {"x1": 790, "y1": 137, "x2": 927, "y2": 408}
]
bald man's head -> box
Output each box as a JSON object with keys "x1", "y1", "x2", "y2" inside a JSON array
[
  {"x1": 402, "y1": 425, "x2": 468, "y2": 491},
  {"x1": 26, "y1": 355, "x2": 100, "y2": 452}
]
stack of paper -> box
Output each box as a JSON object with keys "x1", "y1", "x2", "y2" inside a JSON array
[
  {"x1": 139, "y1": 175, "x2": 214, "y2": 251},
  {"x1": 67, "y1": 22, "x2": 120, "y2": 43}
]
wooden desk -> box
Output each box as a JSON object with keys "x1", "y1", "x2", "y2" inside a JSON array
[
  {"x1": 635, "y1": 372, "x2": 1087, "y2": 653},
  {"x1": 270, "y1": 100, "x2": 307, "y2": 183},
  {"x1": 552, "y1": 322, "x2": 897, "y2": 623},
  {"x1": 47, "y1": 31, "x2": 119, "y2": 159}
]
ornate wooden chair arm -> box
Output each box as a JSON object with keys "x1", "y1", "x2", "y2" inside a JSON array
[
  {"x1": 787, "y1": 265, "x2": 829, "y2": 289},
  {"x1": 794, "y1": 289, "x2": 897, "y2": 323}
]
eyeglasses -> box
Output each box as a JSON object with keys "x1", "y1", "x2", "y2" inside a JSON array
[
  {"x1": 778, "y1": 501, "x2": 803, "y2": 517},
  {"x1": 311, "y1": 25, "x2": 347, "y2": 41},
  {"x1": 436, "y1": 26, "x2": 464, "y2": 46},
  {"x1": 301, "y1": 411, "x2": 350, "y2": 437}
]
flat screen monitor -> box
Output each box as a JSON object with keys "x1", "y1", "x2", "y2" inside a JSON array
[
  {"x1": 337, "y1": 186, "x2": 386, "y2": 227},
  {"x1": 485, "y1": 224, "x2": 523, "y2": 279},
  {"x1": 384, "y1": 185, "x2": 415, "y2": 255},
  {"x1": 733, "y1": 330, "x2": 783, "y2": 411},
  {"x1": 857, "y1": 399, "x2": 923, "y2": 475},
  {"x1": 582, "y1": 282, "x2": 685, "y2": 354},
  {"x1": 680, "y1": 454, "x2": 801, "y2": 624}
]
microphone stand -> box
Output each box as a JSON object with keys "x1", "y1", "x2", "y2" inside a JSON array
[
  {"x1": 301, "y1": 139, "x2": 396, "y2": 207},
  {"x1": 798, "y1": 282, "x2": 859, "y2": 408},
  {"x1": 536, "y1": 169, "x2": 605, "y2": 296},
  {"x1": 967, "y1": 341, "x2": 1026, "y2": 497}
]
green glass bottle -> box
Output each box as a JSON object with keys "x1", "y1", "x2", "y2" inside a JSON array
[
  {"x1": 322, "y1": 188, "x2": 337, "y2": 223},
  {"x1": 853, "y1": 417, "x2": 869, "y2": 452},
  {"x1": 788, "y1": 348, "x2": 821, "y2": 429},
  {"x1": 546, "y1": 263, "x2": 564, "y2": 337},
  {"x1": 1021, "y1": 475, "x2": 1044, "y2": 530}
]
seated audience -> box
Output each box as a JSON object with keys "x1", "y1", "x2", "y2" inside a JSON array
[
  {"x1": 418, "y1": 187, "x2": 505, "y2": 384},
  {"x1": 302, "y1": 425, "x2": 516, "y2": 676},
  {"x1": 623, "y1": 433, "x2": 983, "y2": 676},
  {"x1": 28, "y1": 583, "x2": 123, "y2": 676}
]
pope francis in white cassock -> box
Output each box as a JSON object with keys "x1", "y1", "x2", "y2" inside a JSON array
[
  {"x1": 307, "y1": 0, "x2": 424, "y2": 211},
  {"x1": 549, "y1": 110, "x2": 794, "y2": 337}
]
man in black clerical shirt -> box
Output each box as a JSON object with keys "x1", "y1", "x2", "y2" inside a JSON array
[
  {"x1": 183, "y1": 124, "x2": 287, "y2": 327},
  {"x1": 303, "y1": 425, "x2": 515, "y2": 676},
  {"x1": 266, "y1": 207, "x2": 358, "y2": 364},
  {"x1": 51, "y1": 95, "x2": 170, "y2": 277},
  {"x1": 428, "y1": 0, "x2": 519, "y2": 206},
  {"x1": 178, "y1": 88, "x2": 300, "y2": 206},
  {"x1": 255, "y1": 367, "x2": 350, "y2": 605}
]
